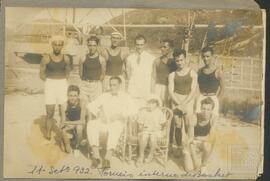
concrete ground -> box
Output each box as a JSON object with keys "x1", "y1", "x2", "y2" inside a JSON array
[{"x1": 3, "y1": 93, "x2": 262, "y2": 179}]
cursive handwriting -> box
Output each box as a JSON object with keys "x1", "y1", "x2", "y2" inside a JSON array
[{"x1": 181, "y1": 168, "x2": 232, "y2": 178}]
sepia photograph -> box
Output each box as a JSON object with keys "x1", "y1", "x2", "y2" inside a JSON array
[{"x1": 3, "y1": 6, "x2": 265, "y2": 179}]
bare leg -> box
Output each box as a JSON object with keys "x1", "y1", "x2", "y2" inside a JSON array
[
  {"x1": 75, "y1": 125, "x2": 84, "y2": 148},
  {"x1": 201, "y1": 141, "x2": 212, "y2": 167},
  {"x1": 138, "y1": 133, "x2": 149, "y2": 163},
  {"x1": 182, "y1": 146, "x2": 194, "y2": 172},
  {"x1": 146, "y1": 134, "x2": 157, "y2": 163},
  {"x1": 45, "y1": 105, "x2": 55, "y2": 140},
  {"x1": 190, "y1": 142, "x2": 201, "y2": 170}
]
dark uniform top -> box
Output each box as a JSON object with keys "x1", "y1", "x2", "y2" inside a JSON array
[
  {"x1": 174, "y1": 70, "x2": 192, "y2": 95},
  {"x1": 65, "y1": 99, "x2": 81, "y2": 121},
  {"x1": 105, "y1": 49, "x2": 124, "y2": 76},
  {"x1": 194, "y1": 113, "x2": 212, "y2": 137},
  {"x1": 82, "y1": 55, "x2": 102, "y2": 81},
  {"x1": 156, "y1": 57, "x2": 176, "y2": 85},
  {"x1": 198, "y1": 68, "x2": 220, "y2": 94},
  {"x1": 46, "y1": 55, "x2": 67, "y2": 79}
]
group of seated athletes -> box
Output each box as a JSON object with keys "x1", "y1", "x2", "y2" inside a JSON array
[{"x1": 39, "y1": 32, "x2": 224, "y2": 171}]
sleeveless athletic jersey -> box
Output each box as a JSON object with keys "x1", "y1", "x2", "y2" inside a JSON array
[
  {"x1": 65, "y1": 99, "x2": 81, "y2": 121},
  {"x1": 198, "y1": 68, "x2": 220, "y2": 94},
  {"x1": 174, "y1": 70, "x2": 192, "y2": 95},
  {"x1": 156, "y1": 58, "x2": 171, "y2": 85},
  {"x1": 82, "y1": 55, "x2": 102, "y2": 81},
  {"x1": 194, "y1": 113, "x2": 211, "y2": 137},
  {"x1": 46, "y1": 55, "x2": 67, "y2": 79},
  {"x1": 167, "y1": 58, "x2": 177, "y2": 72},
  {"x1": 106, "y1": 49, "x2": 123, "y2": 76}
]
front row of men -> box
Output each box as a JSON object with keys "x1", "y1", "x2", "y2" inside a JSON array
[{"x1": 49, "y1": 77, "x2": 216, "y2": 172}]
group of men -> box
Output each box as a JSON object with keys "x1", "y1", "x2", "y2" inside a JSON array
[{"x1": 39, "y1": 31, "x2": 224, "y2": 171}]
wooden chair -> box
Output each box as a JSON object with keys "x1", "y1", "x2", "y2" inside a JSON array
[{"x1": 126, "y1": 107, "x2": 173, "y2": 166}]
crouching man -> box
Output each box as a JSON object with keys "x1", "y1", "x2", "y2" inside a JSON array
[
  {"x1": 182, "y1": 97, "x2": 217, "y2": 173},
  {"x1": 86, "y1": 76, "x2": 134, "y2": 168},
  {"x1": 60, "y1": 85, "x2": 87, "y2": 155}
]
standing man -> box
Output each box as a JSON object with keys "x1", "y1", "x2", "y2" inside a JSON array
[
  {"x1": 153, "y1": 39, "x2": 176, "y2": 106},
  {"x1": 79, "y1": 36, "x2": 106, "y2": 103},
  {"x1": 126, "y1": 34, "x2": 156, "y2": 103},
  {"x1": 86, "y1": 76, "x2": 134, "y2": 168},
  {"x1": 40, "y1": 35, "x2": 71, "y2": 140},
  {"x1": 168, "y1": 48, "x2": 197, "y2": 138},
  {"x1": 196, "y1": 47, "x2": 224, "y2": 116},
  {"x1": 102, "y1": 32, "x2": 129, "y2": 92}
]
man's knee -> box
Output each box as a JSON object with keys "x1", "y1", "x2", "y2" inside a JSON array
[{"x1": 202, "y1": 142, "x2": 212, "y2": 153}]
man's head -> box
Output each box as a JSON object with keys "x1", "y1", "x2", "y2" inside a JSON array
[
  {"x1": 67, "y1": 85, "x2": 80, "y2": 104},
  {"x1": 109, "y1": 76, "x2": 122, "y2": 95},
  {"x1": 173, "y1": 48, "x2": 187, "y2": 69},
  {"x1": 87, "y1": 36, "x2": 99, "y2": 55},
  {"x1": 200, "y1": 97, "x2": 215, "y2": 119},
  {"x1": 201, "y1": 46, "x2": 214, "y2": 66},
  {"x1": 51, "y1": 36, "x2": 65, "y2": 55},
  {"x1": 160, "y1": 39, "x2": 173, "y2": 56},
  {"x1": 111, "y1": 32, "x2": 122, "y2": 48},
  {"x1": 135, "y1": 34, "x2": 146, "y2": 54}
]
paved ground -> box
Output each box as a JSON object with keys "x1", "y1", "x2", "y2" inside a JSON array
[{"x1": 3, "y1": 93, "x2": 262, "y2": 179}]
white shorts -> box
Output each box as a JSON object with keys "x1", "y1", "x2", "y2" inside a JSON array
[
  {"x1": 44, "y1": 78, "x2": 68, "y2": 105},
  {"x1": 80, "y1": 80, "x2": 102, "y2": 102}
]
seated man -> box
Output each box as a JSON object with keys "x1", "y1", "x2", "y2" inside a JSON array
[
  {"x1": 60, "y1": 85, "x2": 87, "y2": 155},
  {"x1": 86, "y1": 76, "x2": 134, "y2": 168},
  {"x1": 137, "y1": 95, "x2": 166, "y2": 164},
  {"x1": 182, "y1": 97, "x2": 217, "y2": 172}
]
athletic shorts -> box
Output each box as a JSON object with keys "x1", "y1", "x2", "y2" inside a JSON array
[
  {"x1": 154, "y1": 84, "x2": 169, "y2": 106},
  {"x1": 80, "y1": 80, "x2": 102, "y2": 102},
  {"x1": 44, "y1": 78, "x2": 68, "y2": 105}
]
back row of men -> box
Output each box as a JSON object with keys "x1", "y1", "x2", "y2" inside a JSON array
[{"x1": 40, "y1": 32, "x2": 224, "y2": 117}]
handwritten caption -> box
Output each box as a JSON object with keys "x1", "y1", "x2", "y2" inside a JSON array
[{"x1": 27, "y1": 165, "x2": 232, "y2": 178}]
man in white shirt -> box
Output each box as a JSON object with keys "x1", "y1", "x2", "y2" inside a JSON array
[
  {"x1": 86, "y1": 76, "x2": 134, "y2": 168},
  {"x1": 126, "y1": 34, "x2": 156, "y2": 101}
]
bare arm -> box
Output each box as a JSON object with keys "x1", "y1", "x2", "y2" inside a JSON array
[
  {"x1": 39, "y1": 54, "x2": 49, "y2": 81},
  {"x1": 168, "y1": 72, "x2": 179, "y2": 105},
  {"x1": 78, "y1": 55, "x2": 84, "y2": 79},
  {"x1": 151, "y1": 59, "x2": 157, "y2": 93},
  {"x1": 121, "y1": 47, "x2": 130, "y2": 76},
  {"x1": 183, "y1": 70, "x2": 198, "y2": 105},
  {"x1": 216, "y1": 68, "x2": 224, "y2": 98},
  {"x1": 64, "y1": 55, "x2": 71, "y2": 80},
  {"x1": 126, "y1": 56, "x2": 131, "y2": 80},
  {"x1": 99, "y1": 56, "x2": 106, "y2": 81}
]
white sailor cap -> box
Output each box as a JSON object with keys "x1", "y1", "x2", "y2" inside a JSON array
[
  {"x1": 50, "y1": 35, "x2": 66, "y2": 44},
  {"x1": 111, "y1": 31, "x2": 122, "y2": 38}
]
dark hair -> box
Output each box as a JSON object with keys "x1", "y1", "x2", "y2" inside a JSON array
[
  {"x1": 173, "y1": 108, "x2": 184, "y2": 117},
  {"x1": 201, "y1": 46, "x2": 214, "y2": 55},
  {"x1": 110, "y1": 76, "x2": 122, "y2": 84},
  {"x1": 173, "y1": 48, "x2": 186, "y2": 58},
  {"x1": 135, "y1": 34, "x2": 147, "y2": 43},
  {"x1": 87, "y1": 36, "x2": 99, "y2": 45},
  {"x1": 201, "y1": 97, "x2": 215, "y2": 109},
  {"x1": 68, "y1": 85, "x2": 80, "y2": 95},
  {"x1": 162, "y1": 39, "x2": 174, "y2": 48},
  {"x1": 147, "y1": 99, "x2": 160, "y2": 106}
]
